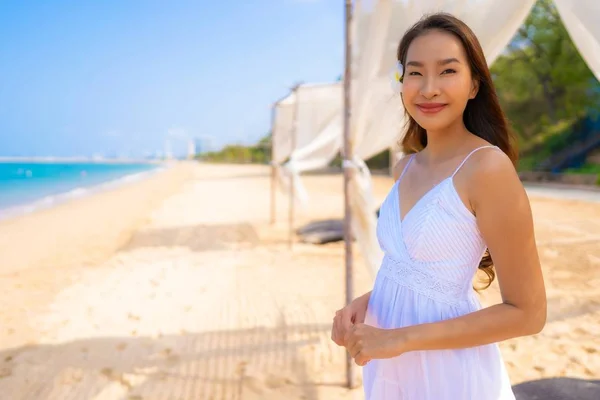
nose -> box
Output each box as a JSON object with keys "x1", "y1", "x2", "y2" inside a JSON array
[{"x1": 419, "y1": 76, "x2": 441, "y2": 99}]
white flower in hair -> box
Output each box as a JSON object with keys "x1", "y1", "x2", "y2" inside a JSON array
[{"x1": 391, "y1": 61, "x2": 404, "y2": 93}]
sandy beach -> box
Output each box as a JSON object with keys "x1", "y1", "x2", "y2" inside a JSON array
[{"x1": 0, "y1": 162, "x2": 598, "y2": 399}]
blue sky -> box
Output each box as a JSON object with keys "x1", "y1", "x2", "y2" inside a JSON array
[{"x1": 0, "y1": 0, "x2": 343, "y2": 158}]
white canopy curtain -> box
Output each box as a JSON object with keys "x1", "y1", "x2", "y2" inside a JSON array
[
  {"x1": 347, "y1": 0, "x2": 537, "y2": 276},
  {"x1": 275, "y1": 82, "x2": 344, "y2": 206},
  {"x1": 553, "y1": 0, "x2": 600, "y2": 82},
  {"x1": 270, "y1": 9, "x2": 376, "y2": 207},
  {"x1": 271, "y1": 90, "x2": 305, "y2": 218},
  {"x1": 272, "y1": 92, "x2": 296, "y2": 167}
]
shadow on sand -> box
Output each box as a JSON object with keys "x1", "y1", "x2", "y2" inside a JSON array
[
  {"x1": 121, "y1": 223, "x2": 261, "y2": 253},
  {"x1": 0, "y1": 323, "x2": 340, "y2": 400}
]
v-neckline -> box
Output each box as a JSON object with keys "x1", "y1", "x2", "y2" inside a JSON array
[
  {"x1": 396, "y1": 176, "x2": 450, "y2": 224},
  {"x1": 395, "y1": 144, "x2": 500, "y2": 225}
]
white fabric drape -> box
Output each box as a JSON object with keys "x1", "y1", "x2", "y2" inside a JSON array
[
  {"x1": 271, "y1": 92, "x2": 297, "y2": 196},
  {"x1": 271, "y1": 8, "x2": 378, "y2": 208},
  {"x1": 272, "y1": 92, "x2": 296, "y2": 164},
  {"x1": 275, "y1": 83, "x2": 344, "y2": 205},
  {"x1": 553, "y1": 0, "x2": 600, "y2": 81}
]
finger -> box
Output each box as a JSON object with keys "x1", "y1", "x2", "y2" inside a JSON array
[
  {"x1": 341, "y1": 308, "x2": 353, "y2": 331},
  {"x1": 332, "y1": 330, "x2": 342, "y2": 346},
  {"x1": 348, "y1": 339, "x2": 362, "y2": 358},
  {"x1": 335, "y1": 332, "x2": 345, "y2": 346},
  {"x1": 331, "y1": 327, "x2": 339, "y2": 345},
  {"x1": 343, "y1": 323, "x2": 360, "y2": 346},
  {"x1": 354, "y1": 354, "x2": 363, "y2": 366},
  {"x1": 354, "y1": 352, "x2": 367, "y2": 366},
  {"x1": 343, "y1": 330, "x2": 352, "y2": 347},
  {"x1": 333, "y1": 319, "x2": 346, "y2": 346},
  {"x1": 355, "y1": 354, "x2": 370, "y2": 367},
  {"x1": 339, "y1": 315, "x2": 351, "y2": 334},
  {"x1": 334, "y1": 312, "x2": 344, "y2": 332}
]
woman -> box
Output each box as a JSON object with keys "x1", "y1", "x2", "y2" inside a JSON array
[{"x1": 331, "y1": 13, "x2": 546, "y2": 400}]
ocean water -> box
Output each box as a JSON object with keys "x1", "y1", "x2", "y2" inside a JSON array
[{"x1": 0, "y1": 161, "x2": 163, "y2": 220}]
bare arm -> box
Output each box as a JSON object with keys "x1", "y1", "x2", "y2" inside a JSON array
[{"x1": 398, "y1": 151, "x2": 547, "y2": 352}]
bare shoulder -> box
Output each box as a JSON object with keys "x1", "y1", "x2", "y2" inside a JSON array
[
  {"x1": 392, "y1": 154, "x2": 413, "y2": 181},
  {"x1": 468, "y1": 147, "x2": 517, "y2": 179},
  {"x1": 462, "y1": 147, "x2": 525, "y2": 211}
]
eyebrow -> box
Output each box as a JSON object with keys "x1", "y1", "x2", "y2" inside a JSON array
[{"x1": 406, "y1": 58, "x2": 461, "y2": 67}]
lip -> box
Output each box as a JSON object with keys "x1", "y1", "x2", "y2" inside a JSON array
[{"x1": 416, "y1": 103, "x2": 447, "y2": 114}]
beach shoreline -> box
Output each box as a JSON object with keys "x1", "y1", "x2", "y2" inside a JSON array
[
  {"x1": 0, "y1": 163, "x2": 170, "y2": 223},
  {"x1": 0, "y1": 161, "x2": 194, "y2": 275},
  {"x1": 0, "y1": 157, "x2": 164, "y2": 164}
]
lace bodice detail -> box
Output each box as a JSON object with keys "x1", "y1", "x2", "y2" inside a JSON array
[{"x1": 379, "y1": 255, "x2": 468, "y2": 306}]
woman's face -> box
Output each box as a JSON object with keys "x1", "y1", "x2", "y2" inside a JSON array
[{"x1": 401, "y1": 29, "x2": 479, "y2": 132}]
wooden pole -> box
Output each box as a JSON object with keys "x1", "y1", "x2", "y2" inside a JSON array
[
  {"x1": 288, "y1": 84, "x2": 300, "y2": 249},
  {"x1": 389, "y1": 146, "x2": 396, "y2": 177},
  {"x1": 343, "y1": 0, "x2": 355, "y2": 389},
  {"x1": 270, "y1": 103, "x2": 277, "y2": 225},
  {"x1": 270, "y1": 91, "x2": 296, "y2": 225}
]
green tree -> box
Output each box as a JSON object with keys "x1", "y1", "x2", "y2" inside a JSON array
[
  {"x1": 491, "y1": 0, "x2": 599, "y2": 143},
  {"x1": 196, "y1": 133, "x2": 272, "y2": 164},
  {"x1": 258, "y1": 132, "x2": 271, "y2": 146}
]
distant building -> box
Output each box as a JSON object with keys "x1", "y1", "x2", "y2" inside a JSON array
[
  {"x1": 194, "y1": 138, "x2": 204, "y2": 155},
  {"x1": 193, "y1": 136, "x2": 216, "y2": 156},
  {"x1": 187, "y1": 139, "x2": 196, "y2": 159},
  {"x1": 164, "y1": 139, "x2": 173, "y2": 160}
]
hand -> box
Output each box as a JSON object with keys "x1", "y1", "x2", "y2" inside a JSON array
[
  {"x1": 331, "y1": 294, "x2": 369, "y2": 347},
  {"x1": 344, "y1": 323, "x2": 407, "y2": 366}
]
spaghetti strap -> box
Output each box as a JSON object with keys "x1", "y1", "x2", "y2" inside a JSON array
[
  {"x1": 398, "y1": 155, "x2": 415, "y2": 181},
  {"x1": 451, "y1": 145, "x2": 499, "y2": 178}
]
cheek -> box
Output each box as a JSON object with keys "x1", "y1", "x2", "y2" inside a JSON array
[
  {"x1": 402, "y1": 79, "x2": 419, "y2": 97},
  {"x1": 442, "y1": 78, "x2": 472, "y2": 100},
  {"x1": 401, "y1": 80, "x2": 419, "y2": 110}
]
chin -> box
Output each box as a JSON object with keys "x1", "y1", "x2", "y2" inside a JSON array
[{"x1": 413, "y1": 118, "x2": 453, "y2": 132}]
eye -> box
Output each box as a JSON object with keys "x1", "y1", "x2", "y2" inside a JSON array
[
  {"x1": 441, "y1": 69, "x2": 457, "y2": 75},
  {"x1": 408, "y1": 71, "x2": 422, "y2": 76}
]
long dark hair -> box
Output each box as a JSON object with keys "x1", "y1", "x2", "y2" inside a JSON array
[{"x1": 397, "y1": 13, "x2": 518, "y2": 289}]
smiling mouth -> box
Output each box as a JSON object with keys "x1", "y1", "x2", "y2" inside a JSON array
[{"x1": 416, "y1": 104, "x2": 447, "y2": 114}]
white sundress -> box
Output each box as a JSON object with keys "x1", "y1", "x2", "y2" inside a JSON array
[{"x1": 363, "y1": 145, "x2": 516, "y2": 400}]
